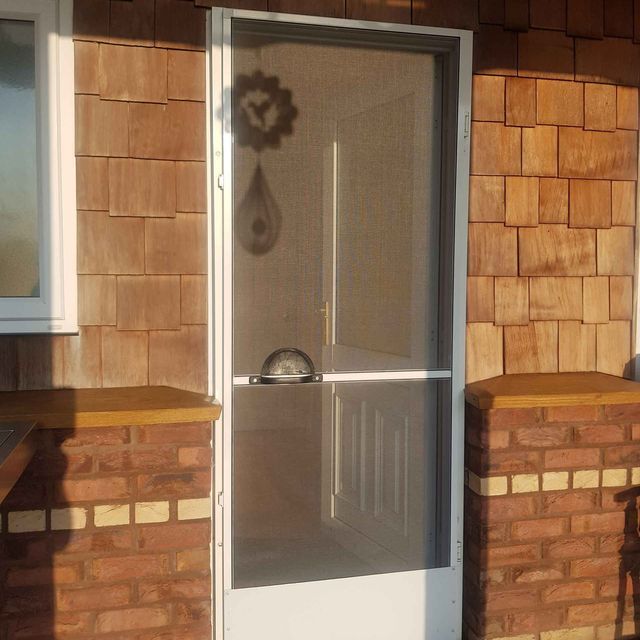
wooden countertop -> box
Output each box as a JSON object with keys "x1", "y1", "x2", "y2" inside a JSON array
[
  {"x1": 465, "y1": 372, "x2": 640, "y2": 410},
  {"x1": 0, "y1": 386, "x2": 221, "y2": 429}
]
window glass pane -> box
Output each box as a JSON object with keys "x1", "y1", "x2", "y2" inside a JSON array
[
  {"x1": 232, "y1": 20, "x2": 453, "y2": 375},
  {"x1": 232, "y1": 379, "x2": 450, "y2": 588},
  {"x1": 0, "y1": 19, "x2": 39, "y2": 298}
]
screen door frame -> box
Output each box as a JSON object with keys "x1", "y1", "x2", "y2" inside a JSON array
[{"x1": 208, "y1": 8, "x2": 472, "y2": 639}]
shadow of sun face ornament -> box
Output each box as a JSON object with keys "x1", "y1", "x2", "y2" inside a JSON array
[{"x1": 234, "y1": 71, "x2": 298, "y2": 255}]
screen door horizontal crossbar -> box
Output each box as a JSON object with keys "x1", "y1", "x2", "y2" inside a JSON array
[{"x1": 233, "y1": 369, "x2": 452, "y2": 386}]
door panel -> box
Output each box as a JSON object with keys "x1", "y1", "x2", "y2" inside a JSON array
[
  {"x1": 226, "y1": 567, "x2": 461, "y2": 640},
  {"x1": 331, "y1": 382, "x2": 436, "y2": 566}
]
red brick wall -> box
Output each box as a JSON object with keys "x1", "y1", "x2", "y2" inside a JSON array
[
  {"x1": 0, "y1": 421, "x2": 212, "y2": 639},
  {"x1": 465, "y1": 402, "x2": 640, "y2": 640}
]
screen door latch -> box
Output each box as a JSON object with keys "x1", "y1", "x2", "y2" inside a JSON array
[{"x1": 249, "y1": 348, "x2": 323, "y2": 384}]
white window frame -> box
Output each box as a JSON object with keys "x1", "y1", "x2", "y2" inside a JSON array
[{"x1": 0, "y1": 0, "x2": 76, "y2": 334}]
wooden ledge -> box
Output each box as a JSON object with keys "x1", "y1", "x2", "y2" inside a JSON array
[
  {"x1": 0, "y1": 386, "x2": 221, "y2": 429},
  {"x1": 465, "y1": 372, "x2": 640, "y2": 410}
]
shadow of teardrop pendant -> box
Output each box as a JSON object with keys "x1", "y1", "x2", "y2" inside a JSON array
[{"x1": 235, "y1": 163, "x2": 282, "y2": 255}]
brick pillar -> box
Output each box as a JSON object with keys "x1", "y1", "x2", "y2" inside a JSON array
[
  {"x1": 0, "y1": 422, "x2": 213, "y2": 639},
  {"x1": 464, "y1": 401, "x2": 640, "y2": 640}
]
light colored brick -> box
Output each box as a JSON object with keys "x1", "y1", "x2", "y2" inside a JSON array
[
  {"x1": 602, "y1": 468, "x2": 627, "y2": 487},
  {"x1": 512, "y1": 474, "x2": 540, "y2": 494},
  {"x1": 466, "y1": 470, "x2": 482, "y2": 494},
  {"x1": 8, "y1": 511, "x2": 46, "y2": 533},
  {"x1": 94, "y1": 504, "x2": 130, "y2": 528},
  {"x1": 597, "y1": 621, "x2": 636, "y2": 640},
  {"x1": 632, "y1": 467, "x2": 640, "y2": 484},
  {"x1": 177, "y1": 497, "x2": 212, "y2": 520},
  {"x1": 481, "y1": 476, "x2": 508, "y2": 496},
  {"x1": 573, "y1": 470, "x2": 599, "y2": 489},
  {"x1": 51, "y1": 508, "x2": 87, "y2": 531},
  {"x1": 543, "y1": 472, "x2": 569, "y2": 491},
  {"x1": 540, "y1": 627, "x2": 595, "y2": 640},
  {"x1": 135, "y1": 502, "x2": 170, "y2": 524}
]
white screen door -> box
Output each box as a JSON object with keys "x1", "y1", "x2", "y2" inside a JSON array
[{"x1": 210, "y1": 9, "x2": 471, "y2": 639}]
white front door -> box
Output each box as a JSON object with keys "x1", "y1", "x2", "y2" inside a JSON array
[{"x1": 210, "y1": 9, "x2": 472, "y2": 639}]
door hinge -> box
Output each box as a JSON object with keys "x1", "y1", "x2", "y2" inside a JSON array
[
  {"x1": 217, "y1": 174, "x2": 224, "y2": 190},
  {"x1": 463, "y1": 112, "x2": 470, "y2": 138},
  {"x1": 217, "y1": 492, "x2": 224, "y2": 508},
  {"x1": 457, "y1": 540, "x2": 463, "y2": 563}
]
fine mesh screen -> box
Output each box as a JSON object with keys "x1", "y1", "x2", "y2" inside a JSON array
[
  {"x1": 230, "y1": 19, "x2": 456, "y2": 590},
  {"x1": 232, "y1": 19, "x2": 452, "y2": 376},
  {"x1": 233, "y1": 380, "x2": 448, "y2": 588}
]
